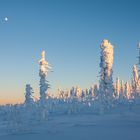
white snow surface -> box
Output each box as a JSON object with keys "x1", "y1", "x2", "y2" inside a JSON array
[{"x1": 0, "y1": 105, "x2": 140, "y2": 140}]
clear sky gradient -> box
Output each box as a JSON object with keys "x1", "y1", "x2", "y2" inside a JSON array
[{"x1": 0, "y1": 0, "x2": 140, "y2": 104}]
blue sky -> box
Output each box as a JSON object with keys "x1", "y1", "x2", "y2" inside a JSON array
[{"x1": 0, "y1": 0, "x2": 140, "y2": 104}]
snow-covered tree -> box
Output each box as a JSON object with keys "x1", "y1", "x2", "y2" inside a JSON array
[
  {"x1": 75, "y1": 86, "x2": 82, "y2": 98},
  {"x1": 24, "y1": 84, "x2": 34, "y2": 105},
  {"x1": 89, "y1": 87, "x2": 94, "y2": 97},
  {"x1": 121, "y1": 80, "x2": 125, "y2": 94},
  {"x1": 89, "y1": 85, "x2": 98, "y2": 97},
  {"x1": 132, "y1": 65, "x2": 139, "y2": 87},
  {"x1": 94, "y1": 85, "x2": 99, "y2": 97},
  {"x1": 39, "y1": 50, "x2": 51, "y2": 105},
  {"x1": 114, "y1": 77, "x2": 120, "y2": 98},
  {"x1": 99, "y1": 39, "x2": 114, "y2": 107},
  {"x1": 131, "y1": 64, "x2": 140, "y2": 98},
  {"x1": 81, "y1": 90, "x2": 85, "y2": 98},
  {"x1": 124, "y1": 82, "x2": 131, "y2": 100},
  {"x1": 119, "y1": 80, "x2": 125, "y2": 102},
  {"x1": 85, "y1": 89, "x2": 89, "y2": 96},
  {"x1": 70, "y1": 87, "x2": 76, "y2": 97}
]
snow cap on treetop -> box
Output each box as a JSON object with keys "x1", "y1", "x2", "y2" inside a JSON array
[
  {"x1": 41, "y1": 50, "x2": 45, "y2": 60},
  {"x1": 100, "y1": 39, "x2": 113, "y2": 49},
  {"x1": 133, "y1": 64, "x2": 137, "y2": 69}
]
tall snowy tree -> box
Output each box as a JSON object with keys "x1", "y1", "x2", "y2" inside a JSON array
[
  {"x1": 24, "y1": 84, "x2": 34, "y2": 105},
  {"x1": 99, "y1": 39, "x2": 114, "y2": 107},
  {"x1": 132, "y1": 64, "x2": 140, "y2": 98},
  {"x1": 39, "y1": 50, "x2": 51, "y2": 105}
]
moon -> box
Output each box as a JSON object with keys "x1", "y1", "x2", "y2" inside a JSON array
[{"x1": 4, "y1": 17, "x2": 8, "y2": 21}]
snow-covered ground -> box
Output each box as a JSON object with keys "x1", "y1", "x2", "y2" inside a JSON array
[{"x1": 1, "y1": 110, "x2": 140, "y2": 140}]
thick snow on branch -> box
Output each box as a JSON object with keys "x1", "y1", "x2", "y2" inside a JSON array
[
  {"x1": 39, "y1": 50, "x2": 51, "y2": 76},
  {"x1": 100, "y1": 39, "x2": 114, "y2": 77}
]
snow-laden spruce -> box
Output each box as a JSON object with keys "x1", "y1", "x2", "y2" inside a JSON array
[
  {"x1": 24, "y1": 84, "x2": 34, "y2": 105},
  {"x1": 124, "y1": 82, "x2": 131, "y2": 99},
  {"x1": 39, "y1": 51, "x2": 51, "y2": 105},
  {"x1": 99, "y1": 40, "x2": 114, "y2": 108},
  {"x1": 131, "y1": 64, "x2": 140, "y2": 99}
]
